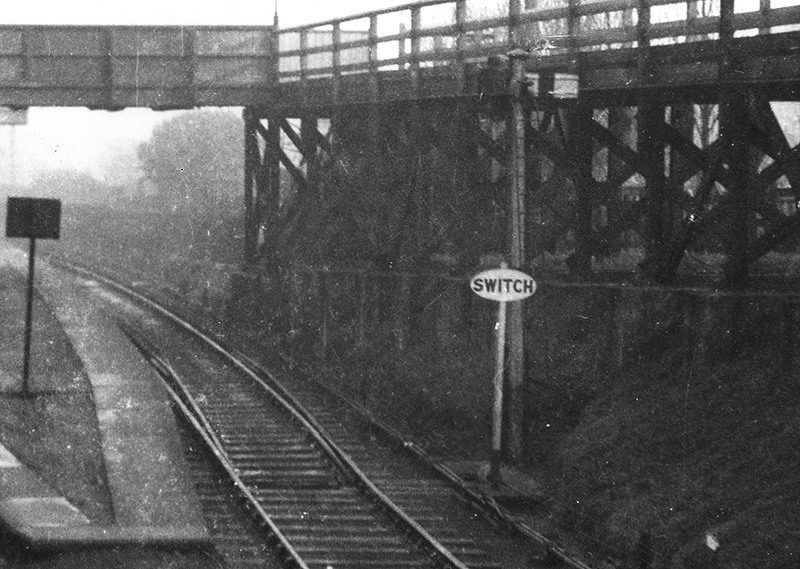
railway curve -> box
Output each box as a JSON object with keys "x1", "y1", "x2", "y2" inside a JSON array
[{"x1": 51, "y1": 257, "x2": 596, "y2": 569}]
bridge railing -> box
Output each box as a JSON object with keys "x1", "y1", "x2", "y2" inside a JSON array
[{"x1": 276, "y1": 0, "x2": 800, "y2": 83}]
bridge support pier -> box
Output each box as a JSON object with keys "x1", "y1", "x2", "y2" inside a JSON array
[{"x1": 243, "y1": 108, "x2": 282, "y2": 270}]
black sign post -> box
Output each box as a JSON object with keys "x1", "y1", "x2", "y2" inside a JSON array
[{"x1": 5, "y1": 197, "x2": 61, "y2": 396}]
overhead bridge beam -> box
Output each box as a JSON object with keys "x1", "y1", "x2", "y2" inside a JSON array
[{"x1": 0, "y1": 26, "x2": 274, "y2": 109}]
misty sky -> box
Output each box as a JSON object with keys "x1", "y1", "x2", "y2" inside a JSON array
[
  {"x1": 0, "y1": 1, "x2": 416, "y2": 188},
  {"x1": 2, "y1": 1, "x2": 415, "y2": 26}
]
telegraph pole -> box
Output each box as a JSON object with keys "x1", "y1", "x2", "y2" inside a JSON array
[{"x1": 506, "y1": 49, "x2": 528, "y2": 460}]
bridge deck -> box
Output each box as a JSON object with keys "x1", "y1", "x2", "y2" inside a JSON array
[
  {"x1": 1, "y1": 0, "x2": 800, "y2": 109},
  {"x1": 0, "y1": 26, "x2": 273, "y2": 109},
  {"x1": 269, "y1": 0, "x2": 800, "y2": 110}
]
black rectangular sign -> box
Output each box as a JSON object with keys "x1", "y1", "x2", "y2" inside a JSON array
[{"x1": 6, "y1": 197, "x2": 61, "y2": 240}]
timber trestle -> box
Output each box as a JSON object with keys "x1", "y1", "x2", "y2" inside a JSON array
[
  {"x1": 240, "y1": 0, "x2": 800, "y2": 459},
  {"x1": 243, "y1": 0, "x2": 800, "y2": 286}
]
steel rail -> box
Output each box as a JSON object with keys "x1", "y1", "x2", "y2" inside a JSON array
[
  {"x1": 54, "y1": 258, "x2": 473, "y2": 569},
  {"x1": 131, "y1": 335, "x2": 310, "y2": 569},
  {"x1": 243, "y1": 353, "x2": 596, "y2": 569}
]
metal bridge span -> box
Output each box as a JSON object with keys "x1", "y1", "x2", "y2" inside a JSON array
[{"x1": 5, "y1": 0, "x2": 800, "y2": 457}]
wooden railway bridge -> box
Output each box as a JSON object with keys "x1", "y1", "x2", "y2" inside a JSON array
[
  {"x1": 4, "y1": 0, "x2": 800, "y2": 457},
  {"x1": 247, "y1": 0, "x2": 800, "y2": 287}
]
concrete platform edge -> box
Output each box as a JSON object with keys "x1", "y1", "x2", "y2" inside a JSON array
[
  {"x1": 0, "y1": 441, "x2": 210, "y2": 550},
  {"x1": 0, "y1": 501, "x2": 210, "y2": 550}
]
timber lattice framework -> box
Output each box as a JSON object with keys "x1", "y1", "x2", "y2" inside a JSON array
[
  {"x1": 245, "y1": 0, "x2": 800, "y2": 287},
  {"x1": 241, "y1": 0, "x2": 800, "y2": 463},
  {"x1": 1, "y1": 1, "x2": 800, "y2": 282}
]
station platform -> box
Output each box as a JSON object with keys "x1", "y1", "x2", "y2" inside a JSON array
[{"x1": 0, "y1": 243, "x2": 209, "y2": 551}]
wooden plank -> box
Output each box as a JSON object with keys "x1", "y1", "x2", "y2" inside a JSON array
[
  {"x1": 112, "y1": 28, "x2": 187, "y2": 56},
  {"x1": 277, "y1": 147, "x2": 309, "y2": 190},
  {"x1": 0, "y1": 31, "x2": 22, "y2": 55},
  {"x1": 112, "y1": 58, "x2": 189, "y2": 87},
  {"x1": 25, "y1": 28, "x2": 105, "y2": 55},
  {"x1": 746, "y1": 210, "x2": 800, "y2": 264},
  {"x1": 0, "y1": 58, "x2": 23, "y2": 83},
  {"x1": 660, "y1": 126, "x2": 731, "y2": 187},
  {"x1": 586, "y1": 118, "x2": 648, "y2": 179},
  {"x1": 193, "y1": 29, "x2": 272, "y2": 55},
  {"x1": 194, "y1": 58, "x2": 271, "y2": 87},
  {"x1": 27, "y1": 58, "x2": 106, "y2": 86},
  {"x1": 279, "y1": 119, "x2": 304, "y2": 155}
]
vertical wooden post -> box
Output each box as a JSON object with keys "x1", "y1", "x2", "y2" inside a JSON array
[
  {"x1": 22, "y1": 238, "x2": 36, "y2": 396},
  {"x1": 569, "y1": 100, "x2": 594, "y2": 276},
  {"x1": 509, "y1": 52, "x2": 527, "y2": 269},
  {"x1": 243, "y1": 108, "x2": 260, "y2": 266},
  {"x1": 640, "y1": 101, "x2": 667, "y2": 262},
  {"x1": 637, "y1": 0, "x2": 669, "y2": 279},
  {"x1": 759, "y1": 0, "x2": 772, "y2": 34},
  {"x1": 269, "y1": 7, "x2": 281, "y2": 94},
  {"x1": 398, "y1": 22, "x2": 406, "y2": 68},
  {"x1": 455, "y1": 0, "x2": 467, "y2": 94},
  {"x1": 332, "y1": 22, "x2": 342, "y2": 105},
  {"x1": 266, "y1": 115, "x2": 281, "y2": 234},
  {"x1": 301, "y1": 116, "x2": 319, "y2": 191},
  {"x1": 410, "y1": 6, "x2": 421, "y2": 98},
  {"x1": 508, "y1": 0, "x2": 522, "y2": 48},
  {"x1": 300, "y1": 28, "x2": 309, "y2": 107},
  {"x1": 506, "y1": 50, "x2": 528, "y2": 460},
  {"x1": 491, "y1": 264, "x2": 509, "y2": 486},
  {"x1": 720, "y1": 0, "x2": 749, "y2": 287},
  {"x1": 368, "y1": 14, "x2": 381, "y2": 149}
]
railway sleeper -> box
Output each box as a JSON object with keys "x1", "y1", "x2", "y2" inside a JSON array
[
  {"x1": 266, "y1": 514, "x2": 380, "y2": 526},
  {"x1": 277, "y1": 523, "x2": 394, "y2": 534},
  {"x1": 225, "y1": 445, "x2": 320, "y2": 454},
  {"x1": 261, "y1": 503, "x2": 378, "y2": 516},
  {"x1": 374, "y1": 486, "x2": 451, "y2": 497},
  {"x1": 238, "y1": 468, "x2": 334, "y2": 477},
  {"x1": 245, "y1": 479, "x2": 341, "y2": 490},
  {"x1": 215, "y1": 422, "x2": 302, "y2": 430},
  {"x1": 299, "y1": 557, "x2": 434, "y2": 568},
  {"x1": 218, "y1": 430, "x2": 310, "y2": 441},
  {"x1": 253, "y1": 487, "x2": 363, "y2": 500},
  {"x1": 291, "y1": 547, "x2": 422, "y2": 561},
  {"x1": 260, "y1": 501, "x2": 377, "y2": 513},
  {"x1": 223, "y1": 439, "x2": 318, "y2": 449},
  {"x1": 286, "y1": 535, "x2": 408, "y2": 547},
  {"x1": 232, "y1": 459, "x2": 331, "y2": 470}
]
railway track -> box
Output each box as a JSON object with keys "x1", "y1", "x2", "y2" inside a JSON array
[{"x1": 53, "y1": 259, "x2": 594, "y2": 569}]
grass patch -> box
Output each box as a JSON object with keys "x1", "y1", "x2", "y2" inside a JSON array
[{"x1": 0, "y1": 267, "x2": 113, "y2": 524}]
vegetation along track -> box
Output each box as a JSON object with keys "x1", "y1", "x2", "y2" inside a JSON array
[{"x1": 53, "y1": 259, "x2": 593, "y2": 569}]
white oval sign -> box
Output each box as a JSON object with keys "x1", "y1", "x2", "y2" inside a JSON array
[{"x1": 470, "y1": 268, "x2": 536, "y2": 302}]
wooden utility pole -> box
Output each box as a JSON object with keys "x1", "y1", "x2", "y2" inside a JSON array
[{"x1": 506, "y1": 49, "x2": 528, "y2": 460}]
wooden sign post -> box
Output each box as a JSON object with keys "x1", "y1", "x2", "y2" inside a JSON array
[
  {"x1": 5, "y1": 197, "x2": 61, "y2": 396},
  {"x1": 470, "y1": 262, "x2": 536, "y2": 486}
]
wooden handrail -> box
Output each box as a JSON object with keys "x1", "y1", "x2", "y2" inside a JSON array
[{"x1": 275, "y1": 0, "x2": 800, "y2": 84}]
